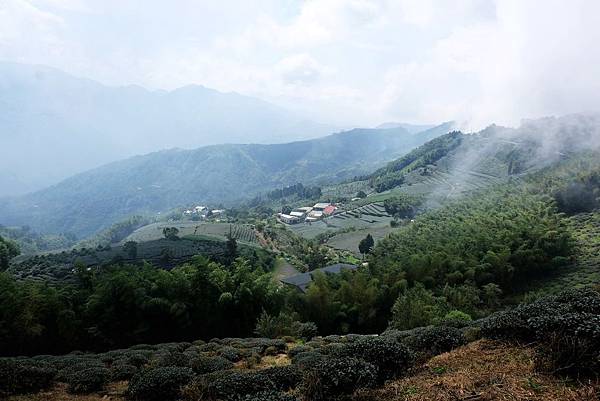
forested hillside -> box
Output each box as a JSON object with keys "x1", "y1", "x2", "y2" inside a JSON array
[{"x1": 0, "y1": 123, "x2": 450, "y2": 237}]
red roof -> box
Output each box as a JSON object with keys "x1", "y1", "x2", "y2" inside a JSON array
[{"x1": 323, "y1": 205, "x2": 336, "y2": 215}]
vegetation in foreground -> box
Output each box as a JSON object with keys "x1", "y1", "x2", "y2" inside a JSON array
[{"x1": 1, "y1": 287, "x2": 598, "y2": 401}]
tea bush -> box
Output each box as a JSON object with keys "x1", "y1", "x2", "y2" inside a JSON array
[
  {"x1": 111, "y1": 362, "x2": 138, "y2": 381},
  {"x1": 301, "y1": 357, "x2": 378, "y2": 401},
  {"x1": 0, "y1": 359, "x2": 57, "y2": 396},
  {"x1": 337, "y1": 337, "x2": 413, "y2": 382},
  {"x1": 242, "y1": 390, "x2": 298, "y2": 401},
  {"x1": 66, "y1": 366, "x2": 110, "y2": 394},
  {"x1": 128, "y1": 366, "x2": 194, "y2": 401},
  {"x1": 481, "y1": 288, "x2": 600, "y2": 375},
  {"x1": 191, "y1": 355, "x2": 234, "y2": 375},
  {"x1": 402, "y1": 326, "x2": 466, "y2": 358}
]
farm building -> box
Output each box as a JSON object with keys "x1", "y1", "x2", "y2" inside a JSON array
[
  {"x1": 278, "y1": 213, "x2": 301, "y2": 224},
  {"x1": 312, "y1": 202, "x2": 331, "y2": 211},
  {"x1": 280, "y1": 263, "x2": 358, "y2": 293}
]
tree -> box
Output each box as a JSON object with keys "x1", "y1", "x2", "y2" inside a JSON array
[
  {"x1": 226, "y1": 231, "x2": 238, "y2": 262},
  {"x1": 0, "y1": 235, "x2": 19, "y2": 270},
  {"x1": 356, "y1": 190, "x2": 367, "y2": 199},
  {"x1": 162, "y1": 227, "x2": 179, "y2": 240},
  {"x1": 389, "y1": 284, "x2": 448, "y2": 330},
  {"x1": 358, "y1": 234, "x2": 375, "y2": 257}
]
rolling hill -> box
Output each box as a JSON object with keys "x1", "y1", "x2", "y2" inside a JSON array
[
  {"x1": 0, "y1": 62, "x2": 336, "y2": 196},
  {"x1": 0, "y1": 123, "x2": 452, "y2": 237}
]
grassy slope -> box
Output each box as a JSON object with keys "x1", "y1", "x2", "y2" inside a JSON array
[{"x1": 357, "y1": 340, "x2": 599, "y2": 401}]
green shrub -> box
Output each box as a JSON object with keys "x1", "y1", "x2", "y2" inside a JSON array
[
  {"x1": 56, "y1": 358, "x2": 106, "y2": 382},
  {"x1": 291, "y1": 321, "x2": 318, "y2": 340},
  {"x1": 184, "y1": 370, "x2": 274, "y2": 401},
  {"x1": 402, "y1": 326, "x2": 466, "y2": 358},
  {"x1": 123, "y1": 351, "x2": 151, "y2": 368},
  {"x1": 437, "y1": 310, "x2": 473, "y2": 328},
  {"x1": 218, "y1": 346, "x2": 243, "y2": 362},
  {"x1": 191, "y1": 356, "x2": 234, "y2": 375},
  {"x1": 150, "y1": 351, "x2": 191, "y2": 368},
  {"x1": 198, "y1": 342, "x2": 222, "y2": 352},
  {"x1": 301, "y1": 357, "x2": 378, "y2": 401},
  {"x1": 257, "y1": 366, "x2": 302, "y2": 391},
  {"x1": 242, "y1": 390, "x2": 298, "y2": 401},
  {"x1": 66, "y1": 367, "x2": 110, "y2": 394},
  {"x1": 111, "y1": 362, "x2": 138, "y2": 381},
  {"x1": 291, "y1": 351, "x2": 325, "y2": 371},
  {"x1": 0, "y1": 359, "x2": 57, "y2": 396},
  {"x1": 336, "y1": 337, "x2": 414, "y2": 382},
  {"x1": 481, "y1": 288, "x2": 600, "y2": 375},
  {"x1": 128, "y1": 367, "x2": 194, "y2": 401}
]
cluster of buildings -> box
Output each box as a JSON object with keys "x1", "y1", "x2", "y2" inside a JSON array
[
  {"x1": 183, "y1": 206, "x2": 225, "y2": 218},
  {"x1": 277, "y1": 202, "x2": 337, "y2": 224}
]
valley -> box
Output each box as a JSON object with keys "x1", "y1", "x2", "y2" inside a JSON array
[{"x1": 1, "y1": 114, "x2": 600, "y2": 401}]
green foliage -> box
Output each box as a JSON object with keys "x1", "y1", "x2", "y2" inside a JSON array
[
  {"x1": 369, "y1": 131, "x2": 463, "y2": 192},
  {"x1": 163, "y1": 227, "x2": 180, "y2": 240},
  {"x1": 383, "y1": 195, "x2": 421, "y2": 218},
  {"x1": 66, "y1": 367, "x2": 110, "y2": 394},
  {"x1": 185, "y1": 369, "x2": 286, "y2": 401},
  {"x1": 241, "y1": 391, "x2": 298, "y2": 401},
  {"x1": 400, "y1": 326, "x2": 467, "y2": 358},
  {"x1": 128, "y1": 367, "x2": 194, "y2": 401},
  {"x1": 373, "y1": 186, "x2": 573, "y2": 294},
  {"x1": 110, "y1": 362, "x2": 138, "y2": 381},
  {"x1": 191, "y1": 356, "x2": 234, "y2": 375},
  {"x1": 0, "y1": 225, "x2": 74, "y2": 255},
  {"x1": 0, "y1": 359, "x2": 57, "y2": 396},
  {"x1": 358, "y1": 233, "x2": 374, "y2": 256},
  {"x1": 291, "y1": 321, "x2": 318, "y2": 340},
  {"x1": 0, "y1": 235, "x2": 19, "y2": 270},
  {"x1": 481, "y1": 287, "x2": 600, "y2": 376},
  {"x1": 330, "y1": 336, "x2": 414, "y2": 382},
  {"x1": 301, "y1": 357, "x2": 378, "y2": 401},
  {"x1": 390, "y1": 285, "x2": 449, "y2": 330},
  {"x1": 79, "y1": 216, "x2": 151, "y2": 249},
  {"x1": 0, "y1": 255, "x2": 284, "y2": 356}
]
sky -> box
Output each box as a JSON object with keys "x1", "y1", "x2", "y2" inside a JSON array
[{"x1": 1, "y1": 0, "x2": 600, "y2": 129}]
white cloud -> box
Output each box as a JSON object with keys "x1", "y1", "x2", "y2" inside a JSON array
[
  {"x1": 1, "y1": 0, "x2": 600, "y2": 129},
  {"x1": 0, "y1": 0, "x2": 65, "y2": 60},
  {"x1": 276, "y1": 53, "x2": 330, "y2": 85}
]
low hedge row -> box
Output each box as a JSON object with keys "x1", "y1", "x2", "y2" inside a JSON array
[{"x1": 481, "y1": 287, "x2": 600, "y2": 375}]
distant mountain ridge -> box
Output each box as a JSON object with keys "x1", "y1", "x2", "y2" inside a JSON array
[
  {"x1": 0, "y1": 62, "x2": 337, "y2": 196},
  {"x1": 0, "y1": 123, "x2": 452, "y2": 237}
]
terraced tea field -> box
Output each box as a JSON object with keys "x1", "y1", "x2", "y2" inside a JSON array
[
  {"x1": 124, "y1": 222, "x2": 259, "y2": 246},
  {"x1": 287, "y1": 202, "x2": 396, "y2": 255}
]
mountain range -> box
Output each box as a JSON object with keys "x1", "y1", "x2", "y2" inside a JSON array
[
  {"x1": 0, "y1": 122, "x2": 452, "y2": 237},
  {"x1": 0, "y1": 62, "x2": 337, "y2": 196}
]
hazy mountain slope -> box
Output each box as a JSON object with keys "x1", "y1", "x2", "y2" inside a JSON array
[
  {"x1": 375, "y1": 122, "x2": 437, "y2": 133},
  {"x1": 323, "y1": 114, "x2": 600, "y2": 210},
  {"x1": 0, "y1": 62, "x2": 335, "y2": 196},
  {"x1": 0, "y1": 125, "x2": 447, "y2": 236}
]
